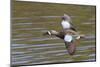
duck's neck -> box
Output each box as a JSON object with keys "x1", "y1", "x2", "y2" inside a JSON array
[{"x1": 50, "y1": 30, "x2": 59, "y2": 35}]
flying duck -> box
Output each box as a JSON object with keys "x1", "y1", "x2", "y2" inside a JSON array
[
  {"x1": 61, "y1": 14, "x2": 77, "y2": 31},
  {"x1": 43, "y1": 14, "x2": 85, "y2": 55},
  {"x1": 43, "y1": 30, "x2": 85, "y2": 55}
]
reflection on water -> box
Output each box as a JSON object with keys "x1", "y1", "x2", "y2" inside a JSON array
[{"x1": 11, "y1": 1, "x2": 96, "y2": 66}]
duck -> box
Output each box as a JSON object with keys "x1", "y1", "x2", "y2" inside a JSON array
[
  {"x1": 43, "y1": 29, "x2": 85, "y2": 55},
  {"x1": 61, "y1": 14, "x2": 77, "y2": 31},
  {"x1": 43, "y1": 14, "x2": 85, "y2": 55}
]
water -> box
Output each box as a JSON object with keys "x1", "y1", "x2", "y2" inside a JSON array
[{"x1": 11, "y1": 1, "x2": 96, "y2": 66}]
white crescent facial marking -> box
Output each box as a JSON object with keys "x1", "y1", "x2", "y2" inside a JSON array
[
  {"x1": 61, "y1": 21, "x2": 70, "y2": 29},
  {"x1": 64, "y1": 35, "x2": 72, "y2": 42},
  {"x1": 47, "y1": 31, "x2": 51, "y2": 35}
]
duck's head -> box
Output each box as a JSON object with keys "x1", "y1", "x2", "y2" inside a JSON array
[
  {"x1": 43, "y1": 31, "x2": 51, "y2": 36},
  {"x1": 43, "y1": 30, "x2": 59, "y2": 36}
]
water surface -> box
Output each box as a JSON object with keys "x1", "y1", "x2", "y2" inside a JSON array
[{"x1": 11, "y1": 1, "x2": 96, "y2": 66}]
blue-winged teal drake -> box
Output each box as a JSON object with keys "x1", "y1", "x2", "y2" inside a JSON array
[{"x1": 43, "y1": 14, "x2": 85, "y2": 55}]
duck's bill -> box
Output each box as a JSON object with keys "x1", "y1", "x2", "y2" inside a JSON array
[{"x1": 43, "y1": 32, "x2": 49, "y2": 36}]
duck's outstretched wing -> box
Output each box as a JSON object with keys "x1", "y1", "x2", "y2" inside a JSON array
[
  {"x1": 63, "y1": 14, "x2": 77, "y2": 31},
  {"x1": 70, "y1": 25, "x2": 77, "y2": 31},
  {"x1": 64, "y1": 35, "x2": 76, "y2": 55},
  {"x1": 69, "y1": 21, "x2": 77, "y2": 31},
  {"x1": 64, "y1": 42, "x2": 76, "y2": 55}
]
